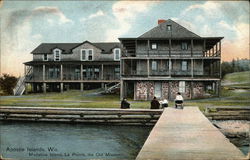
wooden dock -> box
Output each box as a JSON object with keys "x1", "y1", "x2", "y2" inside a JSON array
[
  {"x1": 0, "y1": 106, "x2": 162, "y2": 125},
  {"x1": 136, "y1": 107, "x2": 246, "y2": 160}
]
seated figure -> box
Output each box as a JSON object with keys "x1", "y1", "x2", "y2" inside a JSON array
[{"x1": 175, "y1": 92, "x2": 184, "y2": 108}]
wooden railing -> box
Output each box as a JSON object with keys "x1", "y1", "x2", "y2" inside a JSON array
[
  {"x1": 0, "y1": 107, "x2": 163, "y2": 125},
  {"x1": 205, "y1": 106, "x2": 250, "y2": 120}
]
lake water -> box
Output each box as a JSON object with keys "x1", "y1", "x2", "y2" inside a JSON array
[{"x1": 0, "y1": 121, "x2": 152, "y2": 159}]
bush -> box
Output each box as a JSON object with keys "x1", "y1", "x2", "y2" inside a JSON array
[{"x1": 0, "y1": 74, "x2": 18, "y2": 95}]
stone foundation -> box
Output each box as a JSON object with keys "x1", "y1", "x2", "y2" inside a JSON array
[{"x1": 134, "y1": 81, "x2": 212, "y2": 100}]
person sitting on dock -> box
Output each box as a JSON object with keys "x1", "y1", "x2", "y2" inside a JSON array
[
  {"x1": 175, "y1": 92, "x2": 184, "y2": 108},
  {"x1": 121, "y1": 98, "x2": 130, "y2": 109},
  {"x1": 160, "y1": 99, "x2": 168, "y2": 108},
  {"x1": 151, "y1": 97, "x2": 160, "y2": 109}
]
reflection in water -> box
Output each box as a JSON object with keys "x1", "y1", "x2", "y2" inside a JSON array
[{"x1": 0, "y1": 121, "x2": 152, "y2": 159}]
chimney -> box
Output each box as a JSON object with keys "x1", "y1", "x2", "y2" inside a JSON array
[{"x1": 158, "y1": 19, "x2": 167, "y2": 25}]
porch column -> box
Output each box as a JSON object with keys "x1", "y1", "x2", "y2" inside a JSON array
[
  {"x1": 60, "y1": 64, "x2": 63, "y2": 81},
  {"x1": 215, "y1": 43, "x2": 218, "y2": 56},
  {"x1": 147, "y1": 40, "x2": 150, "y2": 56},
  {"x1": 43, "y1": 64, "x2": 45, "y2": 81},
  {"x1": 43, "y1": 82, "x2": 46, "y2": 93},
  {"x1": 191, "y1": 39, "x2": 193, "y2": 57},
  {"x1": 101, "y1": 64, "x2": 104, "y2": 80},
  {"x1": 80, "y1": 64, "x2": 83, "y2": 80},
  {"x1": 80, "y1": 83, "x2": 84, "y2": 91},
  {"x1": 218, "y1": 81, "x2": 221, "y2": 97},
  {"x1": 191, "y1": 59, "x2": 194, "y2": 78},
  {"x1": 168, "y1": 39, "x2": 171, "y2": 56},
  {"x1": 120, "y1": 80, "x2": 124, "y2": 100},
  {"x1": 219, "y1": 41, "x2": 221, "y2": 57},
  {"x1": 60, "y1": 82, "x2": 63, "y2": 93},
  {"x1": 203, "y1": 39, "x2": 206, "y2": 57},
  {"x1": 147, "y1": 59, "x2": 150, "y2": 77},
  {"x1": 169, "y1": 59, "x2": 171, "y2": 77},
  {"x1": 101, "y1": 83, "x2": 105, "y2": 89}
]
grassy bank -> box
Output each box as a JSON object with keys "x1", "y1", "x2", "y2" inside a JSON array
[{"x1": 0, "y1": 71, "x2": 249, "y2": 110}]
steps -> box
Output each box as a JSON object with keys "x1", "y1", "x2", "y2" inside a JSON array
[{"x1": 13, "y1": 66, "x2": 32, "y2": 96}]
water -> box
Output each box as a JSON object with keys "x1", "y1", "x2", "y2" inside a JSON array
[{"x1": 0, "y1": 121, "x2": 152, "y2": 159}]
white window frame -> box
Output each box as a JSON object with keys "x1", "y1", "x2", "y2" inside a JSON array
[
  {"x1": 167, "y1": 25, "x2": 172, "y2": 31},
  {"x1": 151, "y1": 43, "x2": 157, "y2": 50},
  {"x1": 181, "y1": 61, "x2": 188, "y2": 71},
  {"x1": 179, "y1": 81, "x2": 185, "y2": 93},
  {"x1": 152, "y1": 60, "x2": 157, "y2": 71},
  {"x1": 43, "y1": 54, "x2": 48, "y2": 61},
  {"x1": 53, "y1": 49, "x2": 61, "y2": 61},
  {"x1": 114, "y1": 48, "x2": 121, "y2": 61},
  {"x1": 181, "y1": 42, "x2": 188, "y2": 50},
  {"x1": 81, "y1": 49, "x2": 94, "y2": 61}
]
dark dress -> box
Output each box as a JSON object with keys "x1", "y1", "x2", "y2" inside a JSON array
[
  {"x1": 151, "y1": 99, "x2": 160, "y2": 109},
  {"x1": 121, "y1": 100, "x2": 130, "y2": 109}
]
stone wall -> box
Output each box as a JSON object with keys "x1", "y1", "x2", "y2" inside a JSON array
[
  {"x1": 135, "y1": 81, "x2": 154, "y2": 100},
  {"x1": 193, "y1": 82, "x2": 204, "y2": 98},
  {"x1": 134, "y1": 81, "x2": 206, "y2": 100},
  {"x1": 162, "y1": 82, "x2": 169, "y2": 99}
]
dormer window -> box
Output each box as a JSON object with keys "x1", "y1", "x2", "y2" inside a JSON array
[
  {"x1": 53, "y1": 49, "x2": 61, "y2": 61},
  {"x1": 43, "y1": 54, "x2": 48, "y2": 61},
  {"x1": 167, "y1": 25, "x2": 172, "y2": 31},
  {"x1": 81, "y1": 49, "x2": 94, "y2": 61},
  {"x1": 181, "y1": 42, "x2": 188, "y2": 50},
  {"x1": 151, "y1": 43, "x2": 157, "y2": 50},
  {"x1": 114, "y1": 48, "x2": 120, "y2": 61}
]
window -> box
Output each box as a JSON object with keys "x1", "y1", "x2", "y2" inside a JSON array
[
  {"x1": 81, "y1": 49, "x2": 94, "y2": 61},
  {"x1": 114, "y1": 48, "x2": 121, "y2": 61},
  {"x1": 151, "y1": 43, "x2": 157, "y2": 50},
  {"x1": 114, "y1": 67, "x2": 120, "y2": 79},
  {"x1": 88, "y1": 50, "x2": 93, "y2": 61},
  {"x1": 181, "y1": 42, "x2": 188, "y2": 50},
  {"x1": 152, "y1": 61, "x2": 157, "y2": 71},
  {"x1": 179, "y1": 81, "x2": 185, "y2": 93},
  {"x1": 181, "y1": 61, "x2": 188, "y2": 71},
  {"x1": 54, "y1": 49, "x2": 61, "y2": 61},
  {"x1": 167, "y1": 25, "x2": 172, "y2": 31},
  {"x1": 43, "y1": 54, "x2": 48, "y2": 61},
  {"x1": 81, "y1": 50, "x2": 86, "y2": 61}
]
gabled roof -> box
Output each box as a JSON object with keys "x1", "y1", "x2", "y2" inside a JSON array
[
  {"x1": 31, "y1": 41, "x2": 121, "y2": 54},
  {"x1": 139, "y1": 19, "x2": 200, "y2": 38},
  {"x1": 31, "y1": 43, "x2": 79, "y2": 54}
]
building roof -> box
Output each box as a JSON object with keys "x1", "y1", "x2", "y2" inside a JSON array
[
  {"x1": 139, "y1": 19, "x2": 200, "y2": 38},
  {"x1": 31, "y1": 42, "x2": 121, "y2": 54}
]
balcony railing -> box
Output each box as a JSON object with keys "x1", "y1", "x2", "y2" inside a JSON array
[{"x1": 124, "y1": 50, "x2": 220, "y2": 58}]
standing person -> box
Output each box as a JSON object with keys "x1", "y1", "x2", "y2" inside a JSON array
[
  {"x1": 160, "y1": 99, "x2": 168, "y2": 108},
  {"x1": 151, "y1": 97, "x2": 160, "y2": 109},
  {"x1": 175, "y1": 92, "x2": 184, "y2": 108},
  {"x1": 121, "y1": 98, "x2": 130, "y2": 109}
]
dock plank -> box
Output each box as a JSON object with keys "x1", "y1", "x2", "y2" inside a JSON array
[{"x1": 136, "y1": 107, "x2": 246, "y2": 160}]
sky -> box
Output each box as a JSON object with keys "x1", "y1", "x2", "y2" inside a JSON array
[{"x1": 0, "y1": 0, "x2": 249, "y2": 76}]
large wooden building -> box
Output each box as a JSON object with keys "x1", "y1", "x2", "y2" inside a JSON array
[
  {"x1": 119, "y1": 19, "x2": 223, "y2": 100},
  {"x1": 24, "y1": 41, "x2": 121, "y2": 93}
]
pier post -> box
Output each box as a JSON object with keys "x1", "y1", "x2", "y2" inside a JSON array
[
  {"x1": 43, "y1": 83, "x2": 46, "y2": 93},
  {"x1": 60, "y1": 82, "x2": 63, "y2": 93},
  {"x1": 80, "y1": 83, "x2": 84, "y2": 92}
]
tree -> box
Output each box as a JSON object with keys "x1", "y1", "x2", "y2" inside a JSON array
[{"x1": 0, "y1": 74, "x2": 18, "y2": 95}]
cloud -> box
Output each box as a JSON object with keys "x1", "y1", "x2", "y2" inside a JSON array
[
  {"x1": 1, "y1": 19, "x2": 42, "y2": 76},
  {"x1": 1, "y1": 6, "x2": 73, "y2": 76},
  {"x1": 33, "y1": 6, "x2": 73, "y2": 24},
  {"x1": 180, "y1": 1, "x2": 249, "y2": 61},
  {"x1": 182, "y1": 1, "x2": 222, "y2": 17},
  {"x1": 104, "y1": 1, "x2": 156, "y2": 41},
  {"x1": 80, "y1": 10, "x2": 105, "y2": 22}
]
